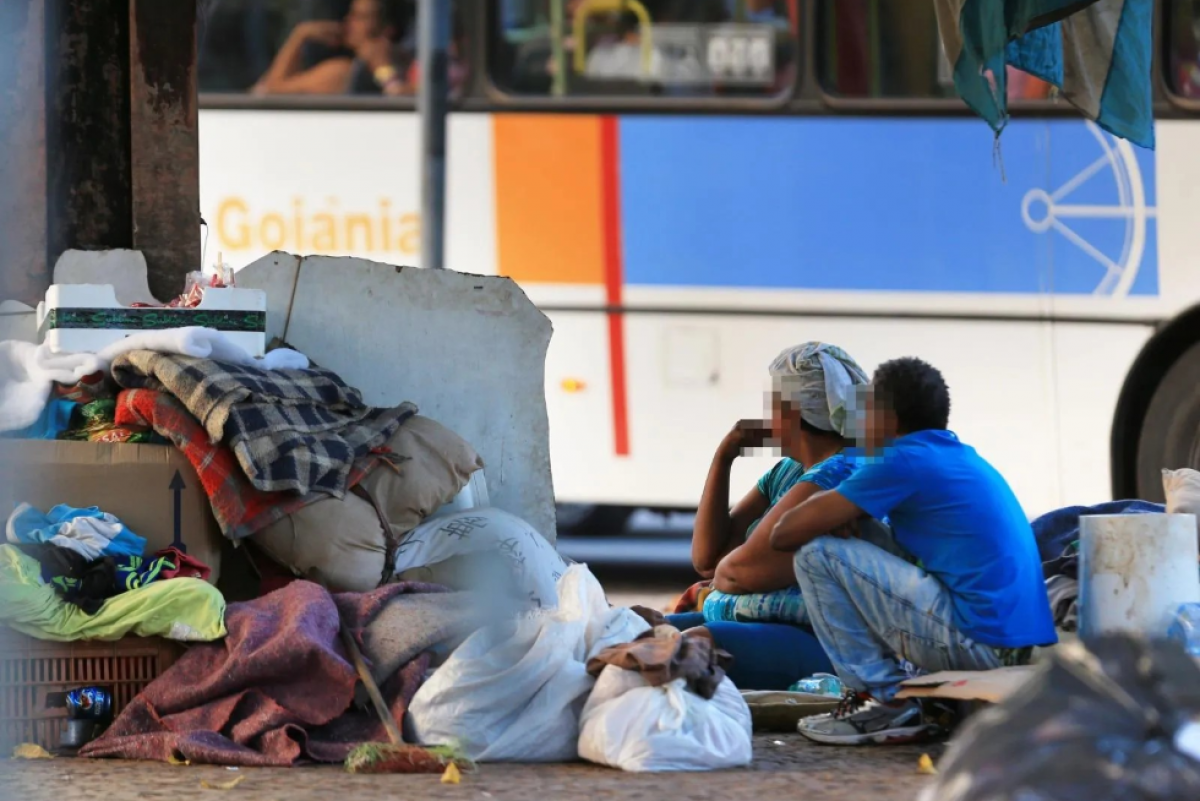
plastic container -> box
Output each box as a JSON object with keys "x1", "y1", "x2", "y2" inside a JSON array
[
  {"x1": 1078, "y1": 513, "x2": 1200, "y2": 641},
  {"x1": 1169, "y1": 603, "x2": 1200, "y2": 656},
  {"x1": 0, "y1": 631, "x2": 181, "y2": 752},
  {"x1": 37, "y1": 283, "x2": 267, "y2": 356},
  {"x1": 788, "y1": 672, "x2": 843, "y2": 697}
]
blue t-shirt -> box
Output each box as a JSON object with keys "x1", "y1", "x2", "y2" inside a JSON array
[
  {"x1": 835, "y1": 430, "x2": 1056, "y2": 649},
  {"x1": 756, "y1": 455, "x2": 854, "y2": 506}
]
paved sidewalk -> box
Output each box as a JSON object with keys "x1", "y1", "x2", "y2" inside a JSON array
[{"x1": 0, "y1": 735, "x2": 939, "y2": 801}]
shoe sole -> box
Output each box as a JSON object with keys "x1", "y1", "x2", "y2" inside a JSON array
[{"x1": 798, "y1": 724, "x2": 936, "y2": 746}]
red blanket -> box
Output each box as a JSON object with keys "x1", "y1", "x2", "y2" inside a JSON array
[
  {"x1": 115, "y1": 389, "x2": 382, "y2": 541},
  {"x1": 80, "y1": 580, "x2": 443, "y2": 766}
]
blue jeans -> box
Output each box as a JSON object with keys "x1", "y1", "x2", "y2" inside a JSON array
[
  {"x1": 793, "y1": 535, "x2": 1002, "y2": 701},
  {"x1": 665, "y1": 613, "x2": 833, "y2": 691}
]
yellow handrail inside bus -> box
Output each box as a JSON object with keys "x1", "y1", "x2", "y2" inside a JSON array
[{"x1": 572, "y1": 0, "x2": 654, "y2": 77}]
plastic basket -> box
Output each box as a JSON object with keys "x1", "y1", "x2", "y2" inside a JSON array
[{"x1": 0, "y1": 630, "x2": 181, "y2": 752}]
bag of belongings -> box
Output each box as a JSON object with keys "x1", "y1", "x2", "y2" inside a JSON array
[
  {"x1": 408, "y1": 564, "x2": 650, "y2": 762},
  {"x1": 921, "y1": 633, "x2": 1200, "y2": 801},
  {"x1": 250, "y1": 414, "x2": 484, "y2": 591}
]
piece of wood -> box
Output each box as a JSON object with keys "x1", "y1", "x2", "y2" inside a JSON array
[{"x1": 338, "y1": 617, "x2": 404, "y2": 746}]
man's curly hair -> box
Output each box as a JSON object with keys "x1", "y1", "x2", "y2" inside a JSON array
[{"x1": 872, "y1": 357, "x2": 951, "y2": 434}]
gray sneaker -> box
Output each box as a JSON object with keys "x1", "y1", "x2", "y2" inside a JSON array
[{"x1": 797, "y1": 690, "x2": 948, "y2": 745}]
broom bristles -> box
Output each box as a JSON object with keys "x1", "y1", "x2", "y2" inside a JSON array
[{"x1": 344, "y1": 741, "x2": 474, "y2": 774}]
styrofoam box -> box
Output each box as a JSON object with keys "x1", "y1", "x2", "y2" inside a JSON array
[{"x1": 37, "y1": 283, "x2": 267, "y2": 356}]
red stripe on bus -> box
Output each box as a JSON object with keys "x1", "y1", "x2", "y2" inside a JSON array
[{"x1": 600, "y1": 116, "x2": 630, "y2": 458}]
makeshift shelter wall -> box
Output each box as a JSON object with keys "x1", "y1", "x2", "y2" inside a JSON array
[{"x1": 237, "y1": 253, "x2": 558, "y2": 544}]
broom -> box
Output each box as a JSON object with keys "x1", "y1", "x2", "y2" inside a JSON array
[{"x1": 325, "y1": 580, "x2": 474, "y2": 776}]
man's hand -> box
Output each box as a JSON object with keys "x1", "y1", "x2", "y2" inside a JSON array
[
  {"x1": 829, "y1": 519, "x2": 859, "y2": 539},
  {"x1": 770, "y1": 490, "x2": 864, "y2": 552},
  {"x1": 829, "y1": 511, "x2": 875, "y2": 539},
  {"x1": 720, "y1": 419, "x2": 774, "y2": 460}
]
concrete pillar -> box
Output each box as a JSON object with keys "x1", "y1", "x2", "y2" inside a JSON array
[
  {"x1": 130, "y1": 0, "x2": 200, "y2": 302},
  {"x1": 0, "y1": 0, "x2": 198, "y2": 307},
  {"x1": 0, "y1": 0, "x2": 51, "y2": 305}
]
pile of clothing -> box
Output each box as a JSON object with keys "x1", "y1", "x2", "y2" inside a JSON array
[
  {"x1": 6, "y1": 503, "x2": 209, "y2": 614},
  {"x1": 0, "y1": 542, "x2": 226, "y2": 643}
]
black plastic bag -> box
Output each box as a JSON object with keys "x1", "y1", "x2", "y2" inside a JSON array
[{"x1": 923, "y1": 634, "x2": 1200, "y2": 801}]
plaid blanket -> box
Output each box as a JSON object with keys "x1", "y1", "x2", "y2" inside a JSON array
[
  {"x1": 116, "y1": 389, "x2": 385, "y2": 540},
  {"x1": 111, "y1": 352, "x2": 414, "y2": 497}
]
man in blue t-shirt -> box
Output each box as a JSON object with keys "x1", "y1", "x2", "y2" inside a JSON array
[{"x1": 769, "y1": 357, "x2": 1056, "y2": 745}]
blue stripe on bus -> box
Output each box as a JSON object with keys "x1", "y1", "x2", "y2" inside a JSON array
[{"x1": 619, "y1": 117, "x2": 1158, "y2": 297}]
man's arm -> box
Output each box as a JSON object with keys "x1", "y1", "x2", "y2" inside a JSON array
[
  {"x1": 713, "y1": 480, "x2": 823, "y2": 593},
  {"x1": 769, "y1": 490, "x2": 864, "y2": 552}
]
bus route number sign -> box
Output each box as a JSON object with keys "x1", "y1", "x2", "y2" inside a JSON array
[{"x1": 703, "y1": 25, "x2": 775, "y2": 85}]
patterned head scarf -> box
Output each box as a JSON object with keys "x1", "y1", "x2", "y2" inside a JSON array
[{"x1": 768, "y1": 342, "x2": 869, "y2": 437}]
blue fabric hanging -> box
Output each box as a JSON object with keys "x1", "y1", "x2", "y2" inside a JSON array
[{"x1": 935, "y1": 0, "x2": 1154, "y2": 149}]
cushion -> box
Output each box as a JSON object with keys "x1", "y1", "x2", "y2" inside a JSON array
[
  {"x1": 250, "y1": 491, "x2": 388, "y2": 592},
  {"x1": 358, "y1": 415, "x2": 484, "y2": 539}
]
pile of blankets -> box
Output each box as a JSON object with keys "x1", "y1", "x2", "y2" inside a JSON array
[
  {"x1": 110, "y1": 351, "x2": 414, "y2": 498},
  {"x1": 80, "y1": 580, "x2": 488, "y2": 766},
  {"x1": 114, "y1": 388, "x2": 391, "y2": 541}
]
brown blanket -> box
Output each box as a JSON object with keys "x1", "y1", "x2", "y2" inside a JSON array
[{"x1": 80, "y1": 580, "x2": 448, "y2": 766}]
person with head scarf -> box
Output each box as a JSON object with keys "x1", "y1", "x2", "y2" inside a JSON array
[
  {"x1": 665, "y1": 343, "x2": 876, "y2": 691},
  {"x1": 689, "y1": 342, "x2": 869, "y2": 596}
]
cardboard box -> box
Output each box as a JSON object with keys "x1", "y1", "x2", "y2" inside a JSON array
[{"x1": 0, "y1": 440, "x2": 222, "y2": 582}]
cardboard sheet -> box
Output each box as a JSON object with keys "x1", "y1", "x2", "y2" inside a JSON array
[
  {"x1": 895, "y1": 665, "x2": 1040, "y2": 703},
  {"x1": 0, "y1": 440, "x2": 223, "y2": 581}
]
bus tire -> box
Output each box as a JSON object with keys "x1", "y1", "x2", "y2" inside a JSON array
[{"x1": 1135, "y1": 341, "x2": 1200, "y2": 503}]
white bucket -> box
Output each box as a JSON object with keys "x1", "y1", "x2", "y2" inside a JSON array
[{"x1": 1078, "y1": 513, "x2": 1200, "y2": 640}]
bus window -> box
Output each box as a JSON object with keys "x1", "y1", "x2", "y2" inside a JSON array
[
  {"x1": 199, "y1": 0, "x2": 468, "y2": 98},
  {"x1": 1166, "y1": 0, "x2": 1200, "y2": 99},
  {"x1": 490, "y1": 0, "x2": 799, "y2": 98},
  {"x1": 815, "y1": 0, "x2": 1052, "y2": 102}
]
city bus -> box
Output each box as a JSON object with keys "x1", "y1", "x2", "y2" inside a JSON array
[{"x1": 197, "y1": 0, "x2": 1200, "y2": 532}]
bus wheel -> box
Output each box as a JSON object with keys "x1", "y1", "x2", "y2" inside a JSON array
[{"x1": 1135, "y1": 341, "x2": 1200, "y2": 503}]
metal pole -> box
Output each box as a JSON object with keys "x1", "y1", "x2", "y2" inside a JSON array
[{"x1": 417, "y1": 0, "x2": 452, "y2": 270}]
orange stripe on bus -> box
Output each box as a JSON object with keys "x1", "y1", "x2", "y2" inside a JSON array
[{"x1": 492, "y1": 114, "x2": 606, "y2": 285}]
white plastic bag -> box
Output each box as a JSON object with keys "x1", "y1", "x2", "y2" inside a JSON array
[
  {"x1": 578, "y1": 665, "x2": 754, "y2": 772},
  {"x1": 394, "y1": 507, "x2": 567, "y2": 609},
  {"x1": 408, "y1": 564, "x2": 649, "y2": 762}
]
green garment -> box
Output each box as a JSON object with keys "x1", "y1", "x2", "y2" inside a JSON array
[{"x1": 0, "y1": 545, "x2": 225, "y2": 642}]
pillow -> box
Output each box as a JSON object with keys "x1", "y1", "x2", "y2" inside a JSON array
[
  {"x1": 357, "y1": 415, "x2": 484, "y2": 538},
  {"x1": 250, "y1": 491, "x2": 388, "y2": 593}
]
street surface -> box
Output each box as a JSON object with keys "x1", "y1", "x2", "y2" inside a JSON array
[{"x1": 0, "y1": 735, "x2": 940, "y2": 801}]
